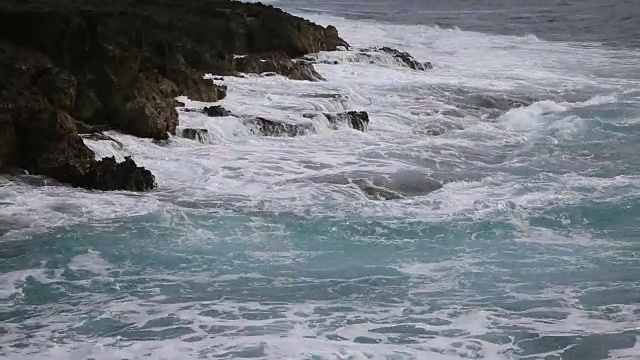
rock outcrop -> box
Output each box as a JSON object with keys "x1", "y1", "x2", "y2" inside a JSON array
[
  {"x1": 0, "y1": 0, "x2": 348, "y2": 190},
  {"x1": 203, "y1": 105, "x2": 231, "y2": 117},
  {"x1": 245, "y1": 117, "x2": 315, "y2": 137},
  {"x1": 298, "y1": 170, "x2": 443, "y2": 201},
  {"x1": 181, "y1": 128, "x2": 210, "y2": 143},
  {"x1": 358, "y1": 47, "x2": 430, "y2": 71},
  {"x1": 325, "y1": 111, "x2": 370, "y2": 132}
]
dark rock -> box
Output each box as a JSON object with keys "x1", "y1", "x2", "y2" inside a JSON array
[
  {"x1": 35, "y1": 67, "x2": 77, "y2": 112},
  {"x1": 361, "y1": 47, "x2": 428, "y2": 71},
  {"x1": 173, "y1": 100, "x2": 186, "y2": 108},
  {"x1": 244, "y1": 117, "x2": 314, "y2": 137},
  {"x1": 203, "y1": 105, "x2": 231, "y2": 117},
  {"x1": 73, "y1": 80, "x2": 102, "y2": 122},
  {"x1": 379, "y1": 47, "x2": 426, "y2": 71},
  {"x1": 353, "y1": 180, "x2": 404, "y2": 200},
  {"x1": 73, "y1": 119, "x2": 110, "y2": 134},
  {"x1": 111, "y1": 75, "x2": 179, "y2": 140},
  {"x1": 325, "y1": 111, "x2": 370, "y2": 132},
  {"x1": 80, "y1": 132, "x2": 124, "y2": 148},
  {"x1": 181, "y1": 128, "x2": 209, "y2": 143},
  {"x1": 470, "y1": 94, "x2": 534, "y2": 111},
  {"x1": 83, "y1": 156, "x2": 156, "y2": 191},
  {"x1": 11, "y1": 108, "x2": 154, "y2": 191},
  {"x1": 232, "y1": 55, "x2": 323, "y2": 81},
  {"x1": 299, "y1": 170, "x2": 442, "y2": 201},
  {"x1": 167, "y1": 68, "x2": 227, "y2": 102},
  {"x1": 424, "y1": 62, "x2": 433, "y2": 70}
]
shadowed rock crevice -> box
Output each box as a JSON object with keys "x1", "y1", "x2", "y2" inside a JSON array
[{"x1": 0, "y1": 0, "x2": 348, "y2": 190}]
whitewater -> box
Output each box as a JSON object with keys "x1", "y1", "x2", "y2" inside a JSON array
[{"x1": 1, "y1": 7, "x2": 640, "y2": 360}]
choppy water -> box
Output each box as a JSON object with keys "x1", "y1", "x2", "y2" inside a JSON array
[{"x1": 2, "y1": 1, "x2": 640, "y2": 359}]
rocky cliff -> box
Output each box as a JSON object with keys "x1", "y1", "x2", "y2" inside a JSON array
[{"x1": 0, "y1": 0, "x2": 347, "y2": 191}]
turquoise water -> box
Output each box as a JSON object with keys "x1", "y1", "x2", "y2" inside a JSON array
[{"x1": 2, "y1": 5, "x2": 640, "y2": 360}]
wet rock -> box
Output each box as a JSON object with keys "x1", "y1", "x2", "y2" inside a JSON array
[
  {"x1": 353, "y1": 180, "x2": 404, "y2": 200},
  {"x1": 181, "y1": 128, "x2": 210, "y2": 143},
  {"x1": 113, "y1": 98, "x2": 177, "y2": 141},
  {"x1": 35, "y1": 67, "x2": 77, "y2": 112},
  {"x1": 80, "y1": 132, "x2": 124, "y2": 148},
  {"x1": 168, "y1": 68, "x2": 227, "y2": 103},
  {"x1": 244, "y1": 117, "x2": 314, "y2": 137},
  {"x1": 82, "y1": 156, "x2": 156, "y2": 191},
  {"x1": 358, "y1": 47, "x2": 428, "y2": 71},
  {"x1": 422, "y1": 126, "x2": 447, "y2": 136},
  {"x1": 378, "y1": 47, "x2": 426, "y2": 71},
  {"x1": 385, "y1": 171, "x2": 443, "y2": 197},
  {"x1": 325, "y1": 111, "x2": 370, "y2": 132},
  {"x1": 72, "y1": 81, "x2": 102, "y2": 122},
  {"x1": 11, "y1": 107, "x2": 154, "y2": 191},
  {"x1": 301, "y1": 170, "x2": 443, "y2": 201},
  {"x1": 203, "y1": 105, "x2": 231, "y2": 117},
  {"x1": 232, "y1": 55, "x2": 323, "y2": 81},
  {"x1": 470, "y1": 94, "x2": 535, "y2": 111},
  {"x1": 74, "y1": 120, "x2": 109, "y2": 134}
]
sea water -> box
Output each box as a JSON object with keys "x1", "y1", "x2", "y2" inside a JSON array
[{"x1": 1, "y1": 1, "x2": 640, "y2": 359}]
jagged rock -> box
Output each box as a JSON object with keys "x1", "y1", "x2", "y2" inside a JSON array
[
  {"x1": 167, "y1": 68, "x2": 227, "y2": 102},
  {"x1": 325, "y1": 111, "x2": 370, "y2": 132},
  {"x1": 299, "y1": 170, "x2": 443, "y2": 201},
  {"x1": 353, "y1": 180, "x2": 404, "y2": 200},
  {"x1": 244, "y1": 117, "x2": 314, "y2": 137},
  {"x1": 80, "y1": 132, "x2": 124, "y2": 148},
  {"x1": 203, "y1": 105, "x2": 231, "y2": 117},
  {"x1": 114, "y1": 74, "x2": 180, "y2": 140},
  {"x1": 358, "y1": 47, "x2": 427, "y2": 71},
  {"x1": 379, "y1": 47, "x2": 426, "y2": 71},
  {"x1": 181, "y1": 128, "x2": 209, "y2": 143},
  {"x1": 232, "y1": 55, "x2": 323, "y2": 81},
  {"x1": 74, "y1": 120, "x2": 109, "y2": 134},
  {"x1": 468, "y1": 94, "x2": 534, "y2": 111},
  {"x1": 9, "y1": 106, "x2": 154, "y2": 191},
  {"x1": 82, "y1": 156, "x2": 156, "y2": 191}
]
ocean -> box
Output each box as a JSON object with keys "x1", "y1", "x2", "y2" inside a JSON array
[{"x1": 1, "y1": 0, "x2": 640, "y2": 359}]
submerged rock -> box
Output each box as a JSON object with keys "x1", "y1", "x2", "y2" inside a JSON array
[
  {"x1": 203, "y1": 105, "x2": 231, "y2": 117},
  {"x1": 181, "y1": 128, "x2": 210, "y2": 143},
  {"x1": 244, "y1": 117, "x2": 315, "y2": 137},
  {"x1": 301, "y1": 170, "x2": 443, "y2": 201},
  {"x1": 451, "y1": 92, "x2": 538, "y2": 119},
  {"x1": 352, "y1": 180, "x2": 404, "y2": 200},
  {"x1": 80, "y1": 132, "x2": 124, "y2": 148},
  {"x1": 325, "y1": 111, "x2": 370, "y2": 132}
]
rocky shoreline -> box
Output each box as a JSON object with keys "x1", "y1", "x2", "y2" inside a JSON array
[{"x1": 0, "y1": 0, "x2": 429, "y2": 192}]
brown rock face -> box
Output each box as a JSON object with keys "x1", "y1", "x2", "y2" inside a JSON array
[{"x1": 0, "y1": 0, "x2": 348, "y2": 190}]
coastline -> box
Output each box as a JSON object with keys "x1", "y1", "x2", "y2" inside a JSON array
[{"x1": 0, "y1": 0, "x2": 348, "y2": 191}]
